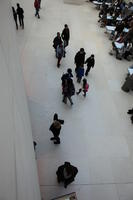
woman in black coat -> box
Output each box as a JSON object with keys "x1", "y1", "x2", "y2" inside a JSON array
[{"x1": 56, "y1": 162, "x2": 78, "y2": 188}]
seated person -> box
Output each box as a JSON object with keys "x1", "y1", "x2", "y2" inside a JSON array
[
  {"x1": 114, "y1": 21, "x2": 125, "y2": 39},
  {"x1": 56, "y1": 162, "x2": 78, "y2": 188},
  {"x1": 123, "y1": 42, "x2": 133, "y2": 60}
]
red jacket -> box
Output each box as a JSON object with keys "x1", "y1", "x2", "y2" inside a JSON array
[{"x1": 34, "y1": 0, "x2": 39, "y2": 9}]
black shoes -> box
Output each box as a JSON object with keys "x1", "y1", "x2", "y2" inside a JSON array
[{"x1": 54, "y1": 141, "x2": 60, "y2": 144}]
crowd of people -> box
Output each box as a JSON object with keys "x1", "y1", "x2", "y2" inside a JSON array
[
  {"x1": 11, "y1": 1, "x2": 96, "y2": 190},
  {"x1": 94, "y1": 0, "x2": 133, "y2": 60}
]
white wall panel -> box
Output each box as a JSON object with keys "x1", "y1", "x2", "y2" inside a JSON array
[{"x1": 0, "y1": 0, "x2": 41, "y2": 200}]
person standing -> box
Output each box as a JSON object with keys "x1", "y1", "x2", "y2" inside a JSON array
[
  {"x1": 74, "y1": 48, "x2": 86, "y2": 74},
  {"x1": 16, "y1": 3, "x2": 24, "y2": 29},
  {"x1": 56, "y1": 162, "x2": 78, "y2": 188},
  {"x1": 34, "y1": 0, "x2": 40, "y2": 18},
  {"x1": 85, "y1": 54, "x2": 95, "y2": 76},
  {"x1": 76, "y1": 78, "x2": 89, "y2": 97},
  {"x1": 12, "y1": 7, "x2": 18, "y2": 30},
  {"x1": 56, "y1": 43, "x2": 65, "y2": 67},
  {"x1": 61, "y1": 24, "x2": 70, "y2": 48}
]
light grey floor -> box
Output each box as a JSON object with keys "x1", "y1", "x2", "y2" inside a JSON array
[{"x1": 16, "y1": 0, "x2": 133, "y2": 199}]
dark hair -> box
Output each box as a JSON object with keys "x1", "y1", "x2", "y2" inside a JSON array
[
  {"x1": 65, "y1": 24, "x2": 68, "y2": 28},
  {"x1": 67, "y1": 68, "x2": 72, "y2": 74},
  {"x1": 17, "y1": 3, "x2": 20, "y2": 7},
  {"x1": 80, "y1": 48, "x2": 84, "y2": 52},
  {"x1": 91, "y1": 54, "x2": 94, "y2": 57},
  {"x1": 53, "y1": 113, "x2": 58, "y2": 121}
]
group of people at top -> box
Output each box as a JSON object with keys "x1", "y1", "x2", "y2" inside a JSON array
[
  {"x1": 97, "y1": 0, "x2": 133, "y2": 60},
  {"x1": 12, "y1": 1, "x2": 41, "y2": 30}
]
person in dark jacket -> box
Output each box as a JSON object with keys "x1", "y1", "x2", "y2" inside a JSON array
[
  {"x1": 77, "y1": 65, "x2": 84, "y2": 83},
  {"x1": 85, "y1": 54, "x2": 95, "y2": 76},
  {"x1": 34, "y1": 0, "x2": 40, "y2": 18},
  {"x1": 12, "y1": 7, "x2": 18, "y2": 30},
  {"x1": 16, "y1": 3, "x2": 24, "y2": 29},
  {"x1": 62, "y1": 78, "x2": 75, "y2": 105},
  {"x1": 49, "y1": 120, "x2": 62, "y2": 144},
  {"x1": 74, "y1": 48, "x2": 86, "y2": 73},
  {"x1": 53, "y1": 32, "x2": 62, "y2": 50},
  {"x1": 61, "y1": 68, "x2": 73, "y2": 87},
  {"x1": 56, "y1": 162, "x2": 78, "y2": 188},
  {"x1": 61, "y1": 24, "x2": 70, "y2": 47}
]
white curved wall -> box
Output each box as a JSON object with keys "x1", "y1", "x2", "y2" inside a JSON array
[{"x1": 0, "y1": 0, "x2": 41, "y2": 200}]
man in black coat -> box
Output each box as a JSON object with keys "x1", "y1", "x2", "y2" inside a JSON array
[
  {"x1": 74, "y1": 48, "x2": 86, "y2": 73},
  {"x1": 56, "y1": 162, "x2": 78, "y2": 188},
  {"x1": 16, "y1": 3, "x2": 24, "y2": 29},
  {"x1": 85, "y1": 54, "x2": 95, "y2": 76},
  {"x1": 53, "y1": 32, "x2": 62, "y2": 50},
  {"x1": 61, "y1": 24, "x2": 70, "y2": 47}
]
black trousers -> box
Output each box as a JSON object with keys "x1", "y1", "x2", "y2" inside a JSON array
[
  {"x1": 18, "y1": 16, "x2": 24, "y2": 28},
  {"x1": 85, "y1": 66, "x2": 91, "y2": 76},
  {"x1": 35, "y1": 8, "x2": 40, "y2": 18},
  {"x1": 63, "y1": 94, "x2": 73, "y2": 105}
]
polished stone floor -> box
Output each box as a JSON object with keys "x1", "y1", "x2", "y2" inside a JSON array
[{"x1": 15, "y1": 0, "x2": 133, "y2": 199}]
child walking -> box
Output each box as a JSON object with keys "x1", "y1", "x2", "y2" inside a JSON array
[{"x1": 76, "y1": 78, "x2": 89, "y2": 97}]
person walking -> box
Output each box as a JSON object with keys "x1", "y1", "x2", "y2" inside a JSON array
[
  {"x1": 56, "y1": 162, "x2": 78, "y2": 188},
  {"x1": 74, "y1": 48, "x2": 86, "y2": 74},
  {"x1": 56, "y1": 43, "x2": 65, "y2": 67},
  {"x1": 12, "y1": 7, "x2": 18, "y2": 30},
  {"x1": 61, "y1": 68, "x2": 73, "y2": 86},
  {"x1": 34, "y1": 0, "x2": 40, "y2": 18},
  {"x1": 53, "y1": 113, "x2": 64, "y2": 124},
  {"x1": 76, "y1": 78, "x2": 89, "y2": 97},
  {"x1": 62, "y1": 78, "x2": 75, "y2": 105},
  {"x1": 53, "y1": 32, "x2": 62, "y2": 57},
  {"x1": 76, "y1": 65, "x2": 84, "y2": 83},
  {"x1": 61, "y1": 24, "x2": 70, "y2": 48},
  {"x1": 16, "y1": 3, "x2": 24, "y2": 29},
  {"x1": 85, "y1": 54, "x2": 95, "y2": 76},
  {"x1": 49, "y1": 120, "x2": 62, "y2": 144}
]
